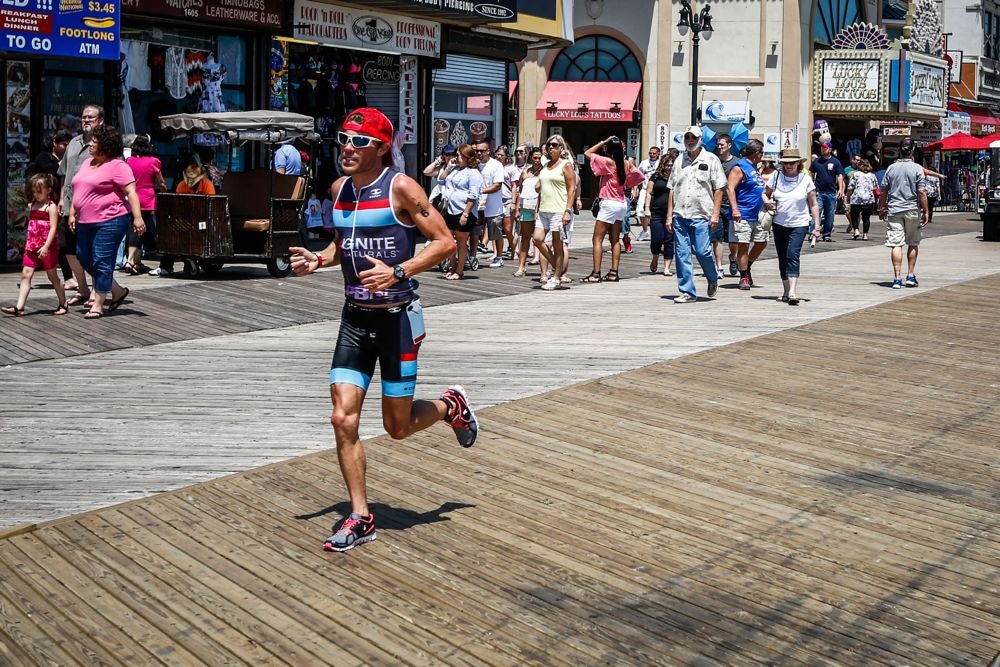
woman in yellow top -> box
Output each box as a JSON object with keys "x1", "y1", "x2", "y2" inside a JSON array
[{"x1": 533, "y1": 135, "x2": 577, "y2": 291}]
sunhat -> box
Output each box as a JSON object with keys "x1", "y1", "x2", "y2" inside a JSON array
[{"x1": 778, "y1": 148, "x2": 805, "y2": 163}]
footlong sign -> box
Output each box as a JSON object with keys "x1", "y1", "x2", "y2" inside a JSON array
[{"x1": 0, "y1": 0, "x2": 120, "y2": 60}]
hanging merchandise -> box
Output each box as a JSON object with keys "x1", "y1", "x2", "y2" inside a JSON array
[
  {"x1": 195, "y1": 54, "x2": 228, "y2": 146},
  {"x1": 118, "y1": 52, "x2": 136, "y2": 135},
  {"x1": 166, "y1": 47, "x2": 187, "y2": 99},
  {"x1": 270, "y1": 40, "x2": 288, "y2": 111},
  {"x1": 186, "y1": 51, "x2": 207, "y2": 97}
]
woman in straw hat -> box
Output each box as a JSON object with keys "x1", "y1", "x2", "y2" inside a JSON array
[{"x1": 761, "y1": 148, "x2": 820, "y2": 306}]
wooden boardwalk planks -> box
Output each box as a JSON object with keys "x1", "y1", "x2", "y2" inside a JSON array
[
  {"x1": 0, "y1": 213, "x2": 984, "y2": 367},
  {"x1": 0, "y1": 276, "x2": 997, "y2": 665}
]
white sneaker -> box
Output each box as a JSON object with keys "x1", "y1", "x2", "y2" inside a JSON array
[
  {"x1": 489, "y1": 257, "x2": 504, "y2": 268},
  {"x1": 639, "y1": 231, "x2": 651, "y2": 241},
  {"x1": 148, "y1": 268, "x2": 171, "y2": 277},
  {"x1": 673, "y1": 293, "x2": 696, "y2": 303},
  {"x1": 541, "y1": 277, "x2": 560, "y2": 291}
]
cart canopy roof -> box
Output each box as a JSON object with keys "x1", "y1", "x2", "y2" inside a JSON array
[{"x1": 160, "y1": 111, "x2": 318, "y2": 142}]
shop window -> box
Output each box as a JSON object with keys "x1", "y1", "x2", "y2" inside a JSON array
[
  {"x1": 118, "y1": 27, "x2": 250, "y2": 183},
  {"x1": 815, "y1": 0, "x2": 865, "y2": 46},
  {"x1": 434, "y1": 90, "x2": 492, "y2": 116},
  {"x1": 549, "y1": 35, "x2": 641, "y2": 82},
  {"x1": 432, "y1": 88, "x2": 500, "y2": 152},
  {"x1": 41, "y1": 72, "x2": 105, "y2": 134}
]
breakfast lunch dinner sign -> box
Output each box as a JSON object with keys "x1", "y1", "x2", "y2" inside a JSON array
[{"x1": 294, "y1": 0, "x2": 441, "y2": 58}]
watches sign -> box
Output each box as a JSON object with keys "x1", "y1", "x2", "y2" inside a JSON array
[{"x1": 1, "y1": 0, "x2": 119, "y2": 60}]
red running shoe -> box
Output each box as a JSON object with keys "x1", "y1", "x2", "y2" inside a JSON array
[
  {"x1": 441, "y1": 385, "x2": 479, "y2": 448},
  {"x1": 324, "y1": 513, "x2": 377, "y2": 552}
]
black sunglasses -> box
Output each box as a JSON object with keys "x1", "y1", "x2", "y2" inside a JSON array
[{"x1": 545, "y1": 142, "x2": 561, "y2": 148}]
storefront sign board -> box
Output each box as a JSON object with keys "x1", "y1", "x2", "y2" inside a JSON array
[
  {"x1": 780, "y1": 128, "x2": 797, "y2": 150},
  {"x1": 294, "y1": 0, "x2": 441, "y2": 58},
  {"x1": 1, "y1": 0, "x2": 119, "y2": 60},
  {"x1": 943, "y1": 113, "x2": 970, "y2": 135},
  {"x1": 121, "y1": 0, "x2": 284, "y2": 29},
  {"x1": 911, "y1": 126, "x2": 942, "y2": 143},
  {"x1": 655, "y1": 123, "x2": 668, "y2": 149},
  {"x1": 813, "y1": 50, "x2": 892, "y2": 114},
  {"x1": 627, "y1": 127, "x2": 640, "y2": 160},
  {"x1": 946, "y1": 50, "x2": 962, "y2": 83},
  {"x1": 700, "y1": 100, "x2": 749, "y2": 124},
  {"x1": 398, "y1": 0, "x2": 516, "y2": 20},
  {"x1": 398, "y1": 55, "x2": 417, "y2": 144},
  {"x1": 907, "y1": 61, "x2": 947, "y2": 109},
  {"x1": 763, "y1": 132, "x2": 779, "y2": 157},
  {"x1": 820, "y1": 59, "x2": 880, "y2": 103}
]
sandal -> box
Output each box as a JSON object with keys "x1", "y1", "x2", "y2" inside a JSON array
[
  {"x1": 558, "y1": 275, "x2": 573, "y2": 284},
  {"x1": 83, "y1": 310, "x2": 104, "y2": 319},
  {"x1": 581, "y1": 271, "x2": 602, "y2": 283},
  {"x1": 602, "y1": 269, "x2": 620, "y2": 282},
  {"x1": 1, "y1": 305, "x2": 25, "y2": 316},
  {"x1": 107, "y1": 287, "x2": 129, "y2": 313},
  {"x1": 66, "y1": 293, "x2": 91, "y2": 307},
  {"x1": 444, "y1": 272, "x2": 463, "y2": 280},
  {"x1": 512, "y1": 269, "x2": 526, "y2": 278},
  {"x1": 649, "y1": 259, "x2": 658, "y2": 273},
  {"x1": 120, "y1": 263, "x2": 139, "y2": 275},
  {"x1": 52, "y1": 303, "x2": 69, "y2": 316}
]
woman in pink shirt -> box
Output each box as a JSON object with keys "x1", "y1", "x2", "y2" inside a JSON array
[
  {"x1": 582, "y1": 136, "x2": 644, "y2": 282},
  {"x1": 69, "y1": 125, "x2": 145, "y2": 319},
  {"x1": 124, "y1": 134, "x2": 165, "y2": 274}
]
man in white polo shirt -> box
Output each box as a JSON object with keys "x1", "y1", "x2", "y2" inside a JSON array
[
  {"x1": 666, "y1": 126, "x2": 725, "y2": 303},
  {"x1": 474, "y1": 138, "x2": 506, "y2": 268}
]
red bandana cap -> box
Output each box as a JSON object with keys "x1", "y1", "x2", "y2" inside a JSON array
[{"x1": 342, "y1": 108, "x2": 393, "y2": 144}]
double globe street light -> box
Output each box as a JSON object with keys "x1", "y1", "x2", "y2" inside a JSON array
[{"x1": 677, "y1": 0, "x2": 714, "y2": 126}]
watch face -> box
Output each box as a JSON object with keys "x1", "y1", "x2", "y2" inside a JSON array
[{"x1": 394, "y1": 265, "x2": 405, "y2": 279}]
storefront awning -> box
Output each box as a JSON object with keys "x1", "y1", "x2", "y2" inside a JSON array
[
  {"x1": 948, "y1": 102, "x2": 999, "y2": 135},
  {"x1": 535, "y1": 81, "x2": 642, "y2": 122},
  {"x1": 508, "y1": 80, "x2": 517, "y2": 103}
]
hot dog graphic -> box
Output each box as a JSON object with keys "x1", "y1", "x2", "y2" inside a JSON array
[{"x1": 82, "y1": 17, "x2": 116, "y2": 29}]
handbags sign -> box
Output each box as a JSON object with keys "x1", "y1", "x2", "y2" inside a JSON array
[{"x1": 121, "y1": 0, "x2": 284, "y2": 29}]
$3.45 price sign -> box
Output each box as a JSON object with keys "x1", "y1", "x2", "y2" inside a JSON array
[{"x1": 1, "y1": 0, "x2": 120, "y2": 60}]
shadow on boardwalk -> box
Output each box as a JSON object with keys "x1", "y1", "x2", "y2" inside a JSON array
[{"x1": 0, "y1": 276, "x2": 997, "y2": 665}]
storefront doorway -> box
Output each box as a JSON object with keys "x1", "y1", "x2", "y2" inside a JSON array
[{"x1": 556, "y1": 122, "x2": 634, "y2": 205}]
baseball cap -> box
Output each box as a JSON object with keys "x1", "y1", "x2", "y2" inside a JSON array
[
  {"x1": 342, "y1": 108, "x2": 393, "y2": 144},
  {"x1": 684, "y1": 125, "x2": 702, "y2": 138},
  {"x1": 820, "y1": 141, "x2": 833, "y2": 149},
  {"x1": 442, "y1": 143, "x2": 456, "y2": 154}
]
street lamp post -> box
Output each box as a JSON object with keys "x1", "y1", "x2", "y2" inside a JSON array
[{"x1": 677, "y1": 0, "x2": 714, "y2": 127}]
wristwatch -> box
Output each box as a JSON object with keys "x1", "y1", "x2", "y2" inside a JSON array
[
  {"x1": 393, "y1": 264, "x2": 407, "y2": 282},
  {"x1": 564, "y1": 208, "x2": 573, "y2": 214}
]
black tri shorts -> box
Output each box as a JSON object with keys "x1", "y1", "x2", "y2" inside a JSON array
[{"x1": 330, "y1": 298, "x2": 425, "y2": 397}]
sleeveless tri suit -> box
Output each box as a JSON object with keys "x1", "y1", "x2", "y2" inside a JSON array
[{"x1": 328, "y1": 168, "x2": 426, "y2": 397}]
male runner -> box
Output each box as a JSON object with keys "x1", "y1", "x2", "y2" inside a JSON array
[{"x1": 290, "y1": 108, "x2": 478, "y2": 552}]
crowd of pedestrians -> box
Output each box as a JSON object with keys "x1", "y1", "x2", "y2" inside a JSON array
[
  {"x1": 5, "y1": 104, "x2": 939, "y2": 321},
  {"x1": 416, "y1": 127, "x2": 936, "y2": 306}
]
